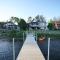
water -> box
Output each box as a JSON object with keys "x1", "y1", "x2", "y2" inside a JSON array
[
  {"x1": 37, "y1": 38, "x2": 60, "y2": 60},
  {"x1": 0, "y1": 38, "x2": 60, "y2": 60},
  {"x1": 0, "y1": 39, "x2": 23, "y2": 60}
]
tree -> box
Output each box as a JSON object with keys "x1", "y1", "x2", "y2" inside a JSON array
[
  {"x1": 8, "y1": 30, "x2": 17, "y2": 38},
  {"x1": 18, "y1": 18, "x2": 27, "y2": 30},
  {"x1": 47, "y1": 19, "x2": 54, "y2": 30},
  {"x1": 35, "y1": 15, "x2": 46, "y2": 22},
  {"x1": 27, "y1": 17, "x2": 32, "y2": 23},
  {"x1": 10, "y1": 16, "x2": 20, "y2": 24},
  {"x1": 35, "y1": 15, "x2": 40, "y2": 19},
  {"x1": 40, "y1": 15, "x2": 45, "y2": 22},
  {"x1": 47, "y1": 22, "x2": 53, "y2": 30}
]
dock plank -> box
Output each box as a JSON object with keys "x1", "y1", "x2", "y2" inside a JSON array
[{"x1": 16, "y1": 34, "x2": 45, "y2": 60}]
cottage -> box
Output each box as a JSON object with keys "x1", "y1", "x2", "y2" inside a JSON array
[{"x1": 3, "y1": 22, "x2": 20, "y2": 31}]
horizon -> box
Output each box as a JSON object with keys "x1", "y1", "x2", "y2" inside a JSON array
[{"x1": 0, "y1": 0, "x2": 60, "y2": 22}]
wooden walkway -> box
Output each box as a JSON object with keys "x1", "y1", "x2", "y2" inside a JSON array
[{"x1": 16, "y1": 33, "x2": 45, "y2": 60}]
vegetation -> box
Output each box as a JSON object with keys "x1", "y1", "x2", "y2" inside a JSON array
[
  {"x1": 36, "y1": 30, "x2": 60, "y2": 39},
  {"x1": 0, "y1": 30, "x2": 26, "y2": 41},
  {"x1": 0, "y1": 22, "x2": 5, "y2": 28},
  {"x1": 10, "y1": 16, "x2": 20, "y2": 24},
  {"x1": 27, "y1": 15, "x2": 46, "y2": 23},
  {"x1": 0, "y1": 15, "x2": 60, "y2": 40},
  {"x1": 47, "y1": 19, "x2": 54, "y2": 30},
  {"x1": 10, "y1": 17, "x2": 27, "y2": 30},
  {"x1": 8, "y1": 30, "x2": 26, "y2": 39},
  {"x1": 18, "y1": 19, "x2": 27, "y2": 30},
  {"x1": 47, "y1": 22, "x2": 53, "y2": 30},
  {"x1": 8, "y1": 30, "x2": 17, "y2": 38}
]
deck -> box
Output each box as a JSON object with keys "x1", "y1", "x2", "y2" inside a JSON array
[{"x1": 16, "y1": 33, "x2": 45, "y2": 60}]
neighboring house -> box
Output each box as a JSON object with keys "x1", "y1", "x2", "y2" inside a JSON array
[
  {"x1": 3, "y1": 22, "x2": 20, "y2": 31},
  {"x1": 29, "y1": 18, "x2": 46, "y2": 30},
  {"x1": 53, "y1": 21, "x2": 60, "y2": 30},
  {"x1": 0, "y1": 22, "x2": 5, "y2": 29}
]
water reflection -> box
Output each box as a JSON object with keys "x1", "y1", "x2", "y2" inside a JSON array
[
  {"x1": 0, "y1": 39, "x2": 23, "y2": 60},
  {"x1": 38, "y1": 38, "x2": 60, "y2": 60},
  {"x1": 0, "y1": 38, "x2": 60, "y2": 60}
]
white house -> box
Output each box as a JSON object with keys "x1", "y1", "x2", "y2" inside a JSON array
[
  {"x1": 29, "y1": 15, "x2": 47, "y2": 30},
  {"x1": 3, "y1": 22, "x2": 20, "y2": 31}
]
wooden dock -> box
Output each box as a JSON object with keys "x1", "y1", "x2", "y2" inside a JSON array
[{"x1": 16, "y1": 33, "x2": 45, "y2": 60}]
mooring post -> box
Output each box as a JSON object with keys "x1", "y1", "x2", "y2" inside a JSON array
[
  {"x1": 47, "y1": 37, "x2": 50, "y2": 60},
  {"x1": 13, "y1": 38, "x2": 15, "y2": 60},
  {"x1": 36, "y1": 32, "x2": 37, "y2": 43},
  {"x1": 23, "y1": 32, "x2": 24, "y2": 42}
]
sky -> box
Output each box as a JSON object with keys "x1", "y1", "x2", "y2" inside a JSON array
[{"x1": 0, "y1": 0, "x2": 60, "y2": 22}]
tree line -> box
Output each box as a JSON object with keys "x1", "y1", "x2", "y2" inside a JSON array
[{"x1": 0, "y1": 15, "x2": 60, "y2": 30}]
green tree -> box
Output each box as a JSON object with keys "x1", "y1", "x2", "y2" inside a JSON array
[
  {"x1": 10, "y1": 16, "x2": 20, "y2": 24},
  {"x1": 47, "y1": 19, "x2": 54, "y2": 30},
  {"x1": 47, "y1": 22, "x2": 53, "y2": 30},
  {"x1": 35, "y1": 15, "x2": 46, "y2": 24},
  {"x1": 8, "y1": 30, "x2": 17, "y2": 38},
  {"x1": 18, "y1": 18, "x2": 27, "y2": 30}
]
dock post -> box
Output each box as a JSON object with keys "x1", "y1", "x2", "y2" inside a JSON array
[
  {"x1": 47, "y1": 37, "x2": 50, "y2": 60},
  {"x1": 13, "y1": 38, "x2": 15, "y2": 60},
  {"x1": 36, "y1": 32, "x2": 37, "y2": 43},
  {"x1": 23, "y1": 32, "x2": 24, "y2": 42}
]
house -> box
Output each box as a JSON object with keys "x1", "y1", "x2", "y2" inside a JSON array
[
  {"x1": 29, "y1": 18, "x2": 46, "y2": 30},
  {"x1": 52, "y1": 21, "x2": 60, "y2": 30},
  {"x1": 0, "y1": 22, "x2": 5, "y2": 29},
  {"x1": 3, "y1": 22, "x2": 20, "y2": 31}
]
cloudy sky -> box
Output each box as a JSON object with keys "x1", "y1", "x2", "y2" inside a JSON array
[{"x1": 0, "y1": 0, "x2": 60, "y2": 22}]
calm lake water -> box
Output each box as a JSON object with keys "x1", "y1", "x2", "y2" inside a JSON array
[
  {"x1": 0, "y1": 38, "x2": 60, "y2": 60},
  {"x1": 37, "y1": 38, "x2": 60, "y2": 60},
  {"x1": 0, "y1": 39, "x2": 23, "y2": 60}
]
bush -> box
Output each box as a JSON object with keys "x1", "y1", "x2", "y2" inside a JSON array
[
  {"x1": 8, "y1": 30, "x2": 17, "y2": 38},
  {"x1": 37, "y1": 32, "x2": 60, "y2": 39}
]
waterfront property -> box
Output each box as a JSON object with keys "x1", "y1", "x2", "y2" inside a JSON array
[
  {"x1": 3, "y1": 22, "x2": 20, "y2": 31},
  {"x1": 28, "y1": 16, "x2": 47, "y2": 30}
]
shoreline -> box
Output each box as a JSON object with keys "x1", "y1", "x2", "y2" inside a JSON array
[{"x1": 0, "y1": 38, "x2": 24, "y2": 42}]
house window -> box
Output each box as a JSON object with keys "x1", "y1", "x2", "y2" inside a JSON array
[{"x1": 8, "y1": 26, "x2": 11, "y2": 30}]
